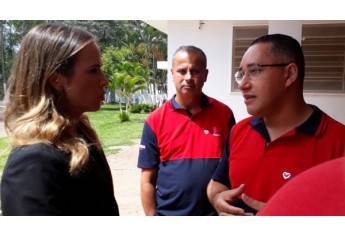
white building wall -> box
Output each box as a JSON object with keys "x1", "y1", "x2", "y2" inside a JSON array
[{"x1": 167, "y1": 20, "x2": 345, "y2": 124}]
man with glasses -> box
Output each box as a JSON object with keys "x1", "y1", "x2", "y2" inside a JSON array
[{"x1": 207, "y1": 34, "x2": 345, "y2": 215}]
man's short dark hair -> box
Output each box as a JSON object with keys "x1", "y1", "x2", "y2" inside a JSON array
[
  {"x1": 250, "y1": 34, "x2": 305, "y2": 83},
  {"x1": 172, "y1": 45, "x2": 207, "y2": 68}
]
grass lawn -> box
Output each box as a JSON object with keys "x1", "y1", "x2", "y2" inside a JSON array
[
  {"x1": 87, "y1": 103, "x2": 148, "y2": 155},
  {"x1": 0, "y1": 103, "x2": 149, "y2": 174},
  {"x1": 0, "y1": 138, "x2": 10, "y2": 174}
]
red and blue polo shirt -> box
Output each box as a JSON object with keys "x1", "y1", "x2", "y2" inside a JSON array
[
  {"x1": 137, "y1": 94, "x2": 235, "y2": 215},
  {"x1": 212, "y1": 105, "x2": 345, "y2": 214}
]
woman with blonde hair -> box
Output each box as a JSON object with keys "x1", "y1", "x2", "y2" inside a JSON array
[{"x1": 1, "y1": 23, "x2": 119, "y2": 215}]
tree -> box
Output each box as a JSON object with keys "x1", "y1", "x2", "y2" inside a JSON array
[
  {"x1": 0, "y1": 20, "x2": 167, "y2": 104},
  {"x1": 57, "y1": 20, "x2": 128, "y2": 51},
  {"x1": 0, "y1": 20, "x2": 46, "y2": 100},
  {"x1": 102, "y1": 46, "x2": 138, "y2": 80}
]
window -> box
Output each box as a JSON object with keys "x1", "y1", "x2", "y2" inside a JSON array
[
  {"x1": 231, "y1": 24, "x2": 345, "y2": 93},
  {"x1": 232, "y1": 26, "x2": 268, "y2": 91},
  {"x1": 302, "y1": 24, "x2": 345, "y2": 93}
]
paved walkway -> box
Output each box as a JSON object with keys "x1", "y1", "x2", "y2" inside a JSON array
[
  {"x1": 107, "y1": 139, "x2": 144, "y2": 216},
  {"x1": 0, "y1": 106, "x2": 5, "y2": 136},
  {"x1": 0, "y1": 122, "x2": 6, "y2": 137}
]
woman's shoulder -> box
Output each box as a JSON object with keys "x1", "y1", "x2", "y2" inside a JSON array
[
  {"x1": 6, "y1": 143, "x2": 69, "y2": 169},
  {"x1": 11, "y1": 142, "x2": 65, "y2": 156},
  {"x1": 1, "y1": 143, "x2": 71, "y2": 216}
]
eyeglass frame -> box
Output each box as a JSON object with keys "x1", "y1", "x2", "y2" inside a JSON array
[{"x1": 234, "y1": 63, "x2": 291, "y2": 85}]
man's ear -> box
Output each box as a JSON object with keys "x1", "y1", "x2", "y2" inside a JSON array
[
  {"x1": 48, "y1": 72, "x2": 61, "y2": 91},
  {"x1": 284, "y1": 63, "x2": 298, "y2": 87},
  {"x1": 204, "y1": 69, "x2": 209, "y2": 82}
]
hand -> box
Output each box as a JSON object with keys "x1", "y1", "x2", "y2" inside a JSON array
[
  {"x1": 241, "y1": 193, "x2": 265, "y2": 211},
  {"x1": 213, "y1": 184, "x2": 254, "y2": 216}
]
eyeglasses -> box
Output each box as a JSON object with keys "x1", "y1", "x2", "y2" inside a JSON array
[{"x1": 234, "y1": 63, "x2": 290, "y2": 84}]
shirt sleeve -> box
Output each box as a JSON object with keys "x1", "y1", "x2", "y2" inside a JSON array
[
  {"x1": 137, "y1": 121, "x2": 160, "y2": 168},
  {"x1": 229, "y1": 113, "x2": 236, "y2": 130},
  {"x1": 1, "y1": 144, "x2": 69, "y2": 215}
]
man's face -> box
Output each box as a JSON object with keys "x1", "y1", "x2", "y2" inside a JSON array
[
  {"x1": 171, "y1": 51, "x2": 208, "y2": 98},
  {"x1": 238, "y1": 43, "x2": 289, "y2": 117}
]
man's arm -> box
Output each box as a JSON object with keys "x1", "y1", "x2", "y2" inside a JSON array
[
  {"x1": 207, "y1": 179, "x2": 229, "y2": 214},
  {"x1": 241, "y1": 193, "x2": 265, "y2": 211},
  {"x1": 137, "y1": 121, "x2": 160, "y2": 216},
  {"x1": 140, "y1": 168, "x2": 158, "y2": 216}
]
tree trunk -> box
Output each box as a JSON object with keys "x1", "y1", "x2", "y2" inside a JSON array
[{"x1": 119, "y1": 98, "x2": 123, "y2": 113}]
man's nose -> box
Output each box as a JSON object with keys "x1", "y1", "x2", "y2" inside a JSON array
[
  {"x1": 185, "y1": 71, "x2": 193, "y2": 80},
  {"x1": 238, "y1": 73, "x2": 251, "y2": 90}
]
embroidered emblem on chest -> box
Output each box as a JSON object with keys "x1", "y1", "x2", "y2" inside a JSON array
[
  {"x1": 204, "y1": 129, "x2": 221, "y2": 136},
  {"x1": 282, "y1": 171, "x2": 292, "y2": 180}
]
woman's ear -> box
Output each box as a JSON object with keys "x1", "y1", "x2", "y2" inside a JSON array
[
  {"x1": 48, "y1": 72, "x2": 61, "y2": 91},
  {"x1": 284, "y1": 63, "x2": 298, "y2": 88}
]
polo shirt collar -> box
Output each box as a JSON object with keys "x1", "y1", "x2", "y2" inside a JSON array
[
  {"x1": 170, "y1": 93, "x2": 210, "y2": 110},
  {"x1": 250, "y1": 104, "x2": 322, "y2": 141}
]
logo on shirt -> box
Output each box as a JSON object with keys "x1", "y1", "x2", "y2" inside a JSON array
[
  {"x1": 282, "y1": 171, "x2": 292, "y2": 180},
  {"x1": 139, "y1": 144, "x2": 145, "y2": 150},
  {"x1": 204, "y1": 129, "x2": 221, "y2": 137}
]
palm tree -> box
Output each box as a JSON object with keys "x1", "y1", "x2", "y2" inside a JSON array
[{"x1": 110, "y1": 61, "x2": 149, "y2": 113}]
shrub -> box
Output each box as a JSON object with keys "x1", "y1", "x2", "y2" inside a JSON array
[
  {"x1": 118, "y1": 112, "x2": 130, "y2": 122},
  {"x1": 142, "y1": 104, "x2": 156, "y2": 113},
  {"x1": 129, "y1": 104, "x2": 142, "y2": 113}
]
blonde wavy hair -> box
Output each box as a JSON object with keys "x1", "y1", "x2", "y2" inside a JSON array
[{"x1": 5, "y1": 23, "x2": 102, "y2": 176}]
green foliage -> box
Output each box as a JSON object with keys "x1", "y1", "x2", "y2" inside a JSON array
[
  {"x1": 129, "y1": 104, "x2": 142, "y2": 113},
  {"x1": 0, "y1": 21, "x2": 144, "y2": 94},
  {"x1": 142, "y1": 104, "x2": 157, "y2": 113},
  {"x1": 101, "y1": 46, "x2": 137, "y2": 81},
  {"x1": 87, "y1": 104, "x2": 147, "y2": 154},
  {"x1": 118, "y1": 111, "x2": 130, "y2": 122},
  {"x1": 58, "y1": 20, "x2": 130, "y2": 51},
  {"x1": 0, "y1": 20, "x2": 46, "y2": 100},
  {"x1": 0, "y1": 137, "x2": 10, "y2": 173},
  {"x1": 0, "y1": 104, "x2": 148, "y2": 174},
  {"x1": 111, "y1": 61, "x2": 149, "y2": 112},
  {"x1": 129, "y1": 104, "x2": 157, "y2": 114},
  {"x1": 1, "y1": 20, "x2": 168, "y2": 100}
]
